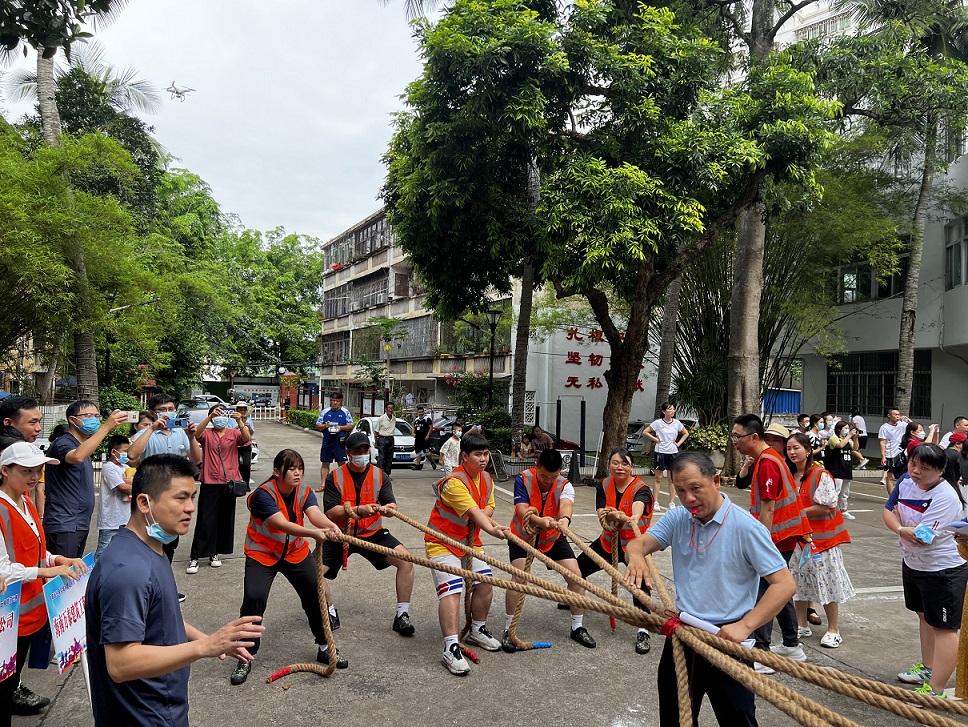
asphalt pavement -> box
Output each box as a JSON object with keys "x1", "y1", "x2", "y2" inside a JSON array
[{"x1": 15, "y1": 422, "x2": 958, "y2": 726}]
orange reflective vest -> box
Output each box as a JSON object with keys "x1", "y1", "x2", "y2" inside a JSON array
[
  {"x1": 508, "y1": 469, "x2": 568, "y2": 552},
  {"x1": 244, "y1": 478, "x2": 312, "y2": 567},
  {"x1": 0, "y1": 495, "x2": 48, "y2": 636},
  {"x1": 798, "y1": 464, "x2": 850, "y2": 553},
  {"x1": 425, "y1": 465, "x2": 492, "y2": 557},
  {"x1": 599, "y1": 476, "x2": 652, "y2": 554},
  {"x1": 749, "y1": 449, "x2": 811, "y2": 545},
  {"x1": 331, "y1": 464, "x2": 384, "y2": 538}
]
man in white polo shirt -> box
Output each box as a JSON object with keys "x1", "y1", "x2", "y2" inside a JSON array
[{"x1": 878, "y1": 408, "x2": 910, "y2": 495}]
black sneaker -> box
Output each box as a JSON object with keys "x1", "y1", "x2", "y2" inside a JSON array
[
  {"x1": 635, "y1": 631, "x2": 651, "y2": 654},
  {"x1": 414, "y1": 463, "x2": 423, "y2": 471},
  {"x1": 317, "y1": 647, "x2": 348, "y2": 669},
  {"x1": 430, "y1": 460, "x2": 437, "y2": 470},
  {"x1": 230, "y1": 660, "x2": 252, "y2": 686},
  {"x1": 178, "y1": 592, "x2": 186, "y2": 604},
  {"x1": 557, "y1": 602, "x2": 571, "y2": 610},
  {"x1": 501, "y1": 629, "x2": 517, "y2": 653},
  {"x1": 11, "y1": 684, "x2": 50, "y2": 715},
  {"x1": 329, "y1": 608, "x2": 340, "y2": 631},
  {"x1": 392, "y1": 612, "x2": 415, "y2": 637},
  {"x1": 570, "y1": 626, "x2": 597, "y2": 649}
]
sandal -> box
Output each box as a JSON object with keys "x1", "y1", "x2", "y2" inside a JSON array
[{"x1": 807, "y1": 607, "x2": 822, "y2": 625}]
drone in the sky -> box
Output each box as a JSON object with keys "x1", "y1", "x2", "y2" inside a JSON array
[{"x1": 165, "y1": 82, "x2": 195, "y2": 102}]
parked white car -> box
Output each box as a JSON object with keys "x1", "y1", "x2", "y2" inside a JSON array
[{"x1": 353, "y1": 417, "x2": 416, "y2": 468}]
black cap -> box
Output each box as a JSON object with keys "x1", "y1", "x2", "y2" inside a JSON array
[{"x1": 344, "y1": 432, "x2": 370, "y2": 451}]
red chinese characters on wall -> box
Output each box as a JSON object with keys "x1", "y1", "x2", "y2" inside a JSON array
[{"x1": 559, "y1": 327, "x2": 645, "y2": 394}]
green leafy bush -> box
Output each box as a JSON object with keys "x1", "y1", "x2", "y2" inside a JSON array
[
  {"x1": 682, "y1": 423, "x2": 729, "y2": 452},
  {"x1": 487, "y1": 427, "x2": 512, "y2": 454},
  {"x1": 99, "y1": 386, "x2": 142, "y2": 415},
  {"x1": 287, "y1": 409, "x2": 320, "y2": 430}
]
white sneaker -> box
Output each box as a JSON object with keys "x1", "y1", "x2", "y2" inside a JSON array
[
  {"x1": 653, "y1": 503, "x2": 663, "y2": 512},
  {"x1": 820, "y1": 632, "x2": 842, "y2": 648},
  {"x1": 668, "y1": 501, "x2": 677, "y2": 509},
  {"x1": 465, "y1": 625, "x2": 502, "y2": 652},
  {"x1": 754, "y1": 662, "x2": 775, "y2": 674},
  {"x1": 441, "y1": 643, "x2": 470, "y2": 675},
  {"x1": 210, "y1": 555, "x2": 222, "y2": 568},
  {"x1": 798, "y1": 626, "x2": 812, "y2": 638},
  {"x1": 186, "y1": 560, "x2": 199, "y2": 574},
  {"x1": 842, "y1": 511, "x2": 856, "y2": 520},
  {"x1": 859, "y1": 458, "x2": 870, "y2": 469},
  {"x1": 770, "y1": 643, "x2": 807, "y2": 661}
]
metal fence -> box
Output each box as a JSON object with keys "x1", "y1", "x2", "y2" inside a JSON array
[{"x1": 250, "y1": 406, "x2": 283, "y2": 422}]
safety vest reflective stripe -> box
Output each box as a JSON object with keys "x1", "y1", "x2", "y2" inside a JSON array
[
  {"x1": 599, "y1": 476, "x2": 650, "y2": 554},
  {"x1": 244, "y1": 480, "x2": 311, "y2": 566},
  {"x1": 509, "y1": 469, "x2": 567, "y2": 551},
  {"x1": 332, "y1": 465, "x2": 383, "y2": 537},
  {"x1": 749, "y1": 449, "x2": 811, "y2": 544},
  {"x1": 425, "y1": 466, "x2": 492, "y2": 557},
  {"x1": 0, "y1": 496, "x2": 48, "y2": 635},
  {"x1": 798, "y1": 465, "x2": 850, "y2": 551}
]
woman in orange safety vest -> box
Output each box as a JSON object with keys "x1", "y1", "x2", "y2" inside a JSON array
[{"x1": 0, "y1": 442, "x2": 87, "y2": 727}]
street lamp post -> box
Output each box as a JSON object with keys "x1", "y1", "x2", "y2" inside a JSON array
[{"x1": 485, "y1": 309, "x2": 502, "y2": 409}]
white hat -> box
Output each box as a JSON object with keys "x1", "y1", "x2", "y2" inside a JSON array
[
  {"x1": 234, "y1": 401, "x2": 251, "y2": 408},
  {"x1": 0, "y1": 441, "x2": 58, "y2": 468}
]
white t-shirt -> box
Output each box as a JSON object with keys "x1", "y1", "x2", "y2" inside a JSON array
[
  {"x1": 649, "y1": 418, "x2": 686, "y2": 454},
  {"x1": 851, "y1": 415, "x2": 868, "y2": 436},
  {"x1": 940, "y1": 431, "x2": 955, "y2": 448},
  {"x1": 892, "y1": 474, "x2": 965, "y2": 571},
  {"x1": 879, "y1": 421, "x2": 906, "y2": 458},
  {"x1": 99, "y1": 461, "x2": 132, "y2": 530},
  {"x1": 439, "y1": 437, "x2": 461, "y2": 474}
]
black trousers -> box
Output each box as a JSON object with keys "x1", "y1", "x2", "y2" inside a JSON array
[
  {"x1": 164, "y1": 536, "x2": 179, "y2": 563},
  {"x1": 576, "y1": 538, "x2": 651, "y2": 611},
  {"x1": 657, "y1": 635, "x2": 757, "y2": 727},
  {"x1": 189, "y1": 483, "x2": 237, "y2": 559},
  {"x1": 377, "y1": 436, "x2": 394, "y2": 475},
  {"x1": 238, "y1": 446, "x2": 252, "y2": 485},
  {"x1": 752, "y1": 548, "x2": 799, "y2": 649},
  {"x1": 46, "y1": 530, "x2": 88, "y2": 560},
  {"x1": 0, "y1": 635, "x2": 34, "y2": 727},
  {"x1": 239, "y1": 555, "x2": 326, "y2": 656}
]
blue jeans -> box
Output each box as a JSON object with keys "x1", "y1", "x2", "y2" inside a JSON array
[{"x1": 95, "y1": 528, "x2": 121, "y2": 561}]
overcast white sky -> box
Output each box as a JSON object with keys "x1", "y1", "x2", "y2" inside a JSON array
[{"x1": 0, "y1": 1, "x2": 430, "y2": 243}]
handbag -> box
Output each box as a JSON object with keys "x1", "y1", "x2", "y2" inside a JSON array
[{"x1": 215, "y1": 437, "x2": 249, "y2": 497}]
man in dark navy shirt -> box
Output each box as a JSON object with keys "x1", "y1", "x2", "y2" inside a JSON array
[{"x1": 86, "y1": 455, "x2": 264, "y2": 726}]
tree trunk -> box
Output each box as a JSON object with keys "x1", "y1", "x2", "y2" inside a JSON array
[
  {"x1": 511, "y1": 261, "x2": 535, "y2": 446},
  {"x1": 896, "y1": 121, "x2": 936, "y2": 416},
  {"x1": 36, "y1": 50, "x2": 100, "y2": 405},
  {"x1": 37, "y1": 338, "x2": 61, "y2": 405},
  {"x1": 725, "y1": 203, "x2": 767, "y2": 475},
  {"x1": 653, "y1": 276, "x2": 681, "y2": 419},
  {"x1": 35, "y1": 53, "x2": 62, "y2": 146}
]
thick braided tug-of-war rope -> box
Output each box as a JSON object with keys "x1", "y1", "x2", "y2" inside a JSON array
[
  {"x1": 270, "y1": 506, "x2": 968, "y2": 727},
  {"x1": 505, "y1": 506, "x2": 551, "y2": 651}
]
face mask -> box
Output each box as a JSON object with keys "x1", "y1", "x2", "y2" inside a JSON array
[
  {"x1": 212, "y1": 416, "x2": 231, "y2": 429},
  {"x1": 159, "y1": 411, "x2": 176, "y2": 419},
  {"x1": 350, "y1": 454, "x2": 370, "y2": 467},
  {"x1": 143, "y1": 498, "x2": 178, "y2": 545},
  {"x1": 116, "y1": 452, "x2": 129, "y2": 465},
  {"x1": 916, "y1": 431, "x2": 927, "y2": 440},
  {"x1": 453, "y1": 431, "x2": 462, "y2": 439},
  {"x1": 74, "y1": 416, "x2": 100, "y2": 436}
]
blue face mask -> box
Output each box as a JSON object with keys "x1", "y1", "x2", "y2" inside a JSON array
[
  {"x1": 350, "y1": 454, "x2": 370, "y2": 467},
  {"x1": 116, "y1": 452, "x2": 129, "y2": 465},
  {"x1": 212, "y1": 416, "x2": 231, "y2": 429},
  {"x1": 143, "y1": 499, "x2": 178, "y2": 545},
  {"x1": 75, "y1": 416, "x2": 100, "y2": 436}
]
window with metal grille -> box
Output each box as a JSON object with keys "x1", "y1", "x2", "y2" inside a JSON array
[{"x1": 826, "y1": 350, "x2": 931, "y2": 419}]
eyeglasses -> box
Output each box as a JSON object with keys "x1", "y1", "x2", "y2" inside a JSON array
[{"x1": 729, "y1": 432, "x2": 754, "y2": 441}]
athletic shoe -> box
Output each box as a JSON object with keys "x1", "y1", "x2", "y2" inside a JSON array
[
  {"x1": 178, "y1": 592, "x2": 186, "y2": 603},
  {"x1": 899, "y1": 662, "x2": 932, "y2": 684},
  {"x1": 668, "y1": 501, "x2": 677, "y2": 509},
  {"x1": 210, "y1": 555, "x2": 222, "y2": 568},
  {"x1": 754, "y1": 662, "x2": 776, "y2": 675},
  {"x1": 859, "y1": 458, "x2": 870, "y2": 469},
  {"x1": 316, "y1": 647, "x2": 348, "y2": 669},
  {"x1": 230, "y1": 660, "x2": 252, "y2": 685},
  {"x1": 466, "y1": 625, "x2": 502, "y2": 652},
  {"x1": 430, "y1": 460, "x2": 437, "y2": 470},
  {"x1": 842, "y1": 511, "x2": 856, "y2": 521},
  {"x1": 392, "y1": 612, "x2": 415, "y2": 637},
  {"x1": 914, "y1": 683, "x2": 949, "y2": 698},
  {"x1": 329, "y1": 608, "x2": 340, "y2": 631},
  {"x1": 820, "y1": 632, "x2": 842, "y2": 648},
  {"x1": 635, "y1": 631, "x2": 651, "y2": 654},
  {"x1": 653, "y1": 503, "x2": 663, "y2": 512},
  {"x1": 442, "y1": 643, "x2": 471, "y2": 676},
  {"x1": 501, "y1": 629, "x2": 517, "y2": 653},
  {"x1": 770, "y1": 643, "x2": 807, "y2": 661},
  {"x1": 414, "y1": 463, "x2": 423, "y2": 471},
  {"x1": 570, "y1": 626, "x2": 597, "y2": 648},
  {"x1": 11, "y1": 685, "x2": 50, "y2": 715},
  {"x1": 807, "y1": 608, "x2": 822, "y2": 625},
  {"x1": 798, "y1": 626, "x2": 813, "y2": 638},
  {"x1": 186, "y1": 560, "x2": 199, "y2": 574},
  {"x1": 557, "y1": 602, "x2": 571, "y2": 610}
]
